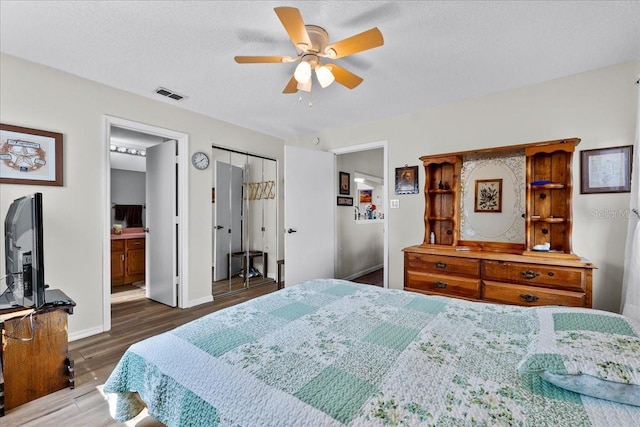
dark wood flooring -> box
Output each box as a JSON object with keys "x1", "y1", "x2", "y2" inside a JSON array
[
  {"x1": 1, "y1": 269, "x2": 382, "y2": 426},
  {"x1": 351, "y1": 268, "x2": 383, "y2": 287}
]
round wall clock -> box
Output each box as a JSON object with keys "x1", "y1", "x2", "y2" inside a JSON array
[{"x1": 191, "y1": 151, "x2": 209, "y2": 170}]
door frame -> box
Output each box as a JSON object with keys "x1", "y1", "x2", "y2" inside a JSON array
[
  {"x1": 331, "y1": 140, "x2": 389, "y2": 288},
  {"x1": 102, "y1": 115, "x2": 189, "y2": 331}
]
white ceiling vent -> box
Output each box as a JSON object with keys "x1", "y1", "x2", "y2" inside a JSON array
[{"x1": 155, "y1": 87, "x2": 187, "y2": 101}]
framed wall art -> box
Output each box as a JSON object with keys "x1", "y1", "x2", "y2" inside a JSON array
[
  {"x1": 0, "y1": 123, "x2": 63, "y2": 186},
  {"x1": 474, "y1": 178, "x2": 502, "y2": 212},
  {"x1": 395, "y1": 165, "x2": 419, "y2": 194},
  {"x1": 580, "y1": 145, "x2": 632, "y2": 194},
  {"x1": 339, "y1": 171, "x2": 350, "y2": 195},
  {"x1": 337, "y1": 196, "x2": 353, "y2": 206},
  {"x1": 359, "y1": 189, "x2": 372, "y2": 204}
]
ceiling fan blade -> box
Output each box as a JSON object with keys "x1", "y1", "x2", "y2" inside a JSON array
[
  {"x1": 325, "y1": 27, "x2": 384, "y2": 59},
  {"x1": 235, "y1": 55, "x2": 293, "y2": 64},
  {"x1": 274, "y1": 7, "x2": 312, "y2": 50},
  {"x1": 283, "y1": 75, "x2": 298, "y2": 94},
  {"x1": 325, "y1": 64, "x2": 363, "y2": 89}
]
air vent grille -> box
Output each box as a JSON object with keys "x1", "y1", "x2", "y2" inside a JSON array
[{"x1": 155, "y1": 87, "x2": 187, "y2": 101}]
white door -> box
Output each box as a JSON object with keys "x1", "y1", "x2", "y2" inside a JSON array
[
  {"x1": 213, "y1": 160, "x2": 243, "y2": 281},
  {"x1": 145, "y1": 140, "x2": 177, "y2": 306},
  {"x1": 284, "y1": 145, "x2": 335, "y2": 286}
]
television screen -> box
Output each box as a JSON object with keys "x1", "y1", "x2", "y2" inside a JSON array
[{"x1": 3, "y1": 192, "x2": 45, "y2": 308}]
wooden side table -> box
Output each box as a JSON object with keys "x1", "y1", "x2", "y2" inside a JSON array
[{"x1": 1, "y1": 292, "x2": 75, "y2": 416}]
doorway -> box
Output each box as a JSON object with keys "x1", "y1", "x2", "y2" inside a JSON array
[
  {"x1": 102, "y1": 116, "x2": 189, "y2": 332},
  {"x1": 333, "y1": 141, "x2": 388, "y2": 288}
]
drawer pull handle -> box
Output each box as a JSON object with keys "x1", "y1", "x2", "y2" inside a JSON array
[
  {"x1": 520, "y1": 293, "x2": 540, "y2": 302},
  {"x1": 435, "y1": 262, "x2": 447, "y2": 269},
  {"x1": 520, "y1": 270, "x2": 540, "y2": 279},
  {"x1": 434, "y1": 281, "x2": 447, "y2": 289},
  {"x1": 548, "y1": 272, "x2": 555, "y2": 277}
]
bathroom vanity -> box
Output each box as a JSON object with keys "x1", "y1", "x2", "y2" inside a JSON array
[{"x1": 111, "y1": 227, "x2": 146, "y2": 287}]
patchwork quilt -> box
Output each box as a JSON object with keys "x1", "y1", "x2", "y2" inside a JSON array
[{"x1": 104, "y1": 279, "x2": 640, "y2": 426}]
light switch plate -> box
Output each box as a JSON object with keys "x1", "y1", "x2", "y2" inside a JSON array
[{"x1": 390, "y1": 199, "x2": 400, "y2": 209}]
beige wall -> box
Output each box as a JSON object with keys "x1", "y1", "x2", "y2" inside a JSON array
[
  {"x1": 0, "y1": 53, "x2": 283, "y2": 339},
  {"x1": 287, "y1": 61, "x2": 640, "y2": 313}
]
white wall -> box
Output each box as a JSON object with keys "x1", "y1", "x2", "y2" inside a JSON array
[
  {"x1": 288, "y1": 61, "x2": 640, "y2": 313},
  {"x1": 0, "y1": 53, "x2": 283, "y2": 339}
]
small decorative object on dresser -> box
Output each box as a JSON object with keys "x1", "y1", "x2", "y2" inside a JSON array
[{"x1": 404, "y1": 138, "x2": 596, "y2": 308}]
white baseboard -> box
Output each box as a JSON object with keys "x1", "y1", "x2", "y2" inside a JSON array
[
  {"x1": 69, "y1": 325, "x2": 105, "y2": 342},
  {"x1": 186, "y1": 294, "x2": 214, "y2": 308}
]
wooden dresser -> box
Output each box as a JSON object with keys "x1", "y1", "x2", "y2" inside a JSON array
[
  {"x1": 404, "y1": 138, "x2": 595, "y2": 308},
  {"x1": 404, "y1": 247, "x2": 594, "y2": 307}
]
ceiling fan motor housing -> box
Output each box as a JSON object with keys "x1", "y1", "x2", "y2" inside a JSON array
[{"x1": 302, "y1": 25, "x2": 330, "y2": 55}]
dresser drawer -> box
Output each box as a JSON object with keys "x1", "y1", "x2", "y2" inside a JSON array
[
  {"x1": 405, "y1": 253, "x2": 480, "y2": 277},
  {"x1": 483, "y1": 260, "x2": 585, "y2": 290},
  {"x1": 126, "y1": 238, "x2": 145, "y2": 249},
  {"x1": 406, "y1": 271, "x2": 481, "y2": 299},
  {"x1": 483, "y1": 280, "x2": 585, "y2": 307},
  {"x1": 111, "y1": 239, "x2": 125, "y2": 251}
]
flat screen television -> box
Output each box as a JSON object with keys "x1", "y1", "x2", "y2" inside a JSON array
[{"x1": 3, "y1": 192, "x2": 46, "y2": 308}]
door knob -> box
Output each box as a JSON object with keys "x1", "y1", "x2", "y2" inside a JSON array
[
  {"x1": 143, "y1": 228, "x2": 150, "y2": 233},
  {"x1": 287, "y1": 228, "x2": 297, "y2": 234},
  {"x1": 215, "y1": 225, "x2": 224, "y2": 230}
]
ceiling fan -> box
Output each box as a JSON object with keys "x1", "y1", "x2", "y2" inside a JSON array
[{"x1": 234, "y1": 7, "x2": 384, "y2": 94}]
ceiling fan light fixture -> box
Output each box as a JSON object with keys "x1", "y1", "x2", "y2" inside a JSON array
[
  {"x1": 294, "y1": 61, "x2": 312, "y2": 83},
  {"x1": 315, "y1": 65, "x2": 335, "y2": 88},
  {"x1": 297, "y1": 78, "x2": 312, "y2": 92}
]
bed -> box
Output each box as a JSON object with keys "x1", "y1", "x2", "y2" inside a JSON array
[{"x1": 104, "y1": 279, "x2": 640, "y2": 426}]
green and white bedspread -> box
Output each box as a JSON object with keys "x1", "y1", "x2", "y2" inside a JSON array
[{"x1": 104, "y1": 279, "x2": 640, "y2": 426}]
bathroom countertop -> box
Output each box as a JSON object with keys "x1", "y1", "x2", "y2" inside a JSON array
[{"x1": 111, "y1": 227, "x2": 146, "y2": 240}]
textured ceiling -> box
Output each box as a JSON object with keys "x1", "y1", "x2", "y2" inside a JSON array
[{"x1": 1, "y1": 1, "x2": 639, "y2": 141}]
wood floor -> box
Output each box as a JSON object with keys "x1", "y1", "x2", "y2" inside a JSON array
[{"x1": 1, "y1": 270, "x2": 382, "y2": 426}]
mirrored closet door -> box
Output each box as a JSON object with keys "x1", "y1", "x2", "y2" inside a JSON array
[{"x1": 211, "y1": 147, "x2": 277, "y2": 296}]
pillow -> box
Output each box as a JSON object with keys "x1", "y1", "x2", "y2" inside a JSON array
[{"x1": 518, "y1": 306, "x2": 640, "y2": 407}]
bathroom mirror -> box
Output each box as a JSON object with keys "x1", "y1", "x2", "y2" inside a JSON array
[
  {"x1": 459, "y1": 150, "x2": 526, "y2": 244},
  {"x1": 211, "y1": 147, "x2": 277, "y2": 296}
]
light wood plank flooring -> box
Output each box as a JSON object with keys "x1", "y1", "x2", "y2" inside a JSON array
[{"x1": 2, "y1": 270, "x2": 382, "y2": 426}]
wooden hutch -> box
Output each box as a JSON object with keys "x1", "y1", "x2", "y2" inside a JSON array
[{"x1": 403, "y1": 138, "x2": 595, "y2": 307}]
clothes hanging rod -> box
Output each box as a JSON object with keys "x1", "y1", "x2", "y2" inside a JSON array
[{"x1": 212, "y1": 145, "x2": 276, "y2": 162}]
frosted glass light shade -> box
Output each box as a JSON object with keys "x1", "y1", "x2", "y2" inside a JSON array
[
  {"x1": 294, "y1": 61, "x2": 312, "y2": 83},
  {"x1": 297, "y1": 78, "x2": 312, "y2": 92},
  {"x1": 315, "y1": 65, "x2": 335, "y2": 88}
]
